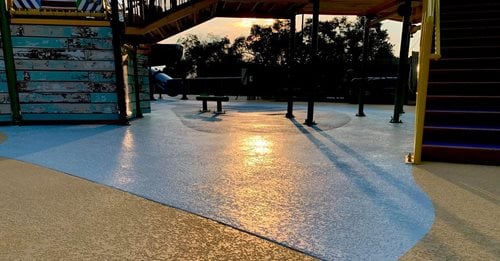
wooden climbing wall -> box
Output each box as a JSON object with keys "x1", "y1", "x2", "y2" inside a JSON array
[{"x1": 9, "y1": 24, "x2": 120, "y2": 121}]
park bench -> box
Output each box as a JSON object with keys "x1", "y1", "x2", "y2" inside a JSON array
[{"x1": 195, "y1": 95, "x2": 229, "y2": 114}]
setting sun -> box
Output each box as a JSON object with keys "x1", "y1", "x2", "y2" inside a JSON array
[{"x1": 236, "y1": 18, "x2": 275, "y2": 28}]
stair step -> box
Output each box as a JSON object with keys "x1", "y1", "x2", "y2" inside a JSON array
[
  {"x1": 428, "y1": 68, "x2": 500, "y2": 82},
  {"x1": 427, "y1": 82, "x2": 499, "y2": 96},
  {"x1": 441, "y1": 36, "x2": 500, "y2": 47},
  {"x1": 441, "y1": 10, "x2": 500, "y2": 21},
  {"x1": 422, "y1": 143, "x2": 500, "y2": 165},
  {"x1": 441, "y1": 26, "x2": 500, "y2": 39},
  {"x1": 424, "y1": 110, "x2": 500, "y2": 127},
  {"x1": 426, "y1": 95, "x2": 500, "y2": 110},
  {"x1": 441, "y1": 17, "x2": 500, "y2": 28},
  {"x1": 441, "y1": 46, "x2": 500, "y2": 58},
  {"x1": 423, "y1": 125, "x2": 500, "y2": 145},
  {"x1": 430, "y1": 57, "x2": 500, "y2": 70},
  {"x1": 441, "y1": 3, "x2": 500, "y2": 13}
]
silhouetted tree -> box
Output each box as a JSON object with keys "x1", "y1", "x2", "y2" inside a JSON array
[{"x1": 175, "y1": 17, "x2": 397, "y2": 97}]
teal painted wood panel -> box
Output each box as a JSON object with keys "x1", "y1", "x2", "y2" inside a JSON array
[
  {"x1": 90, "y1": 93, "x2": 117, "y2": 103},
  {"x1": 0, "y1": 104, "x2": 12, "y2": 114},
  {"x1": 8, "y1": 49, "x2": 114, "y2": 61},
  {"x1": 89, "y1": 72, "x2": 115, "y2": 83},
  {"x1": 11, "y1": 48, "x2": 86, "y2": 60},
  {"x1": 17, "y1": 71, "x2": 89, "y2": 81},
  {"x1": 65, "y1": 38, "x2": 113, "y2": 50},
  {"x1": 15, "y1": 60, "x2": 115, "y2": 71},
  {"x1": 18, "y1": 81, "x2": 116, "y2": 93},
  {"x1": 0, "y1": 114, "x2": 13, "y2": 122},
  {"x1": 21, "y1": 103, "x2": 118, "y2": 114},
  {"x1": 85, "y1": 50, "x2": 115, "y2": 61},
  {"x1": 0, "y1": 82, "x2": 7, "y2": 92},
  {"x1": 11, "y1": 25, "x2": 113, "y2": 39},
  {"x1": 12, "y1": 37, "x2": 113, "y2": 50},
  {"x1": 139, "y1": 93, "x2": 150, "y2": 101},
  {"x1": 22, "y1": 113, "x2": 120, "y2": 121},
  {"x1": 12, "y1": 37, "x2": 68, "y2": 48},
  {"x1": 0, "y1": 93, "x2": 11, "y2": 103},
  {"x1": 19, "y1": 93, "x2": 90, "y2": 103}
]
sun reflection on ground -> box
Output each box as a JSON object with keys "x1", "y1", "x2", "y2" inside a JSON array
[
  {"x1": 241, "y1": 136, "x2": 273, "y2": 167},
  {"x1": 112, "y1": 129, "x2": 136, "y2": 185}
]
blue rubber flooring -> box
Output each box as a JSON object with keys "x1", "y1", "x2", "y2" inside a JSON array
[{"x1": 0, "y1": 99, "x2": 434, "y2": 260}]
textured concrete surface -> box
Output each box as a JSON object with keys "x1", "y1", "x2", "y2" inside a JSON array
[
  {"x1": 402, "y1": 162, "x2": 500, "y2": 260},
  {"x1": 0, "y1": 99, "x2": 434, "y2": 260},
  {"x1": 0, "y1": 158, "x2": 314, "y2": 260}
]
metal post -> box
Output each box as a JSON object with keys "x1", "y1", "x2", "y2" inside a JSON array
[
  {"x1": 305, "y1": 0, "x2": 319, "y2": 126},
  {"x1": 357, "y1": 17, "x2": 371, "y2": 117},
  {"x1": 132, "y1": 45, "x2": 143, "y2": 118},
  {"x1": 0, "y1": 1, "x2": 21, "y2": 124},
  {"x1": 111, "y1": 0, "x2": 129, "y2": 124},
  {"x1": 286, "y1": 14, "x2": 296, "y2": 118},
  {"x1": 391, "y1": 0, "x2": 412, "y2": 123}
]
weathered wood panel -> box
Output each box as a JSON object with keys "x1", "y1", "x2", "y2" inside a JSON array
[
  {"x1": 0, "y1": 93, "x2": 11, "y2": 103},
  {"x1": 1, "y1": 71, "x2": 116, "y2": 84},
  {"x1": 12, "y1": 37, "x2": 113, "y2": 50},
  {"x1": 137, "y1": 53, "x2": 151, "y2": 114},
  {"x1": 11, "y1": 25, "x2": 113, "y2": 39},
  {"x1": 19, "y1": 93, "x2": 90, "y2": 103},
  {"x1": 89, "y1": 71, "x2": 115, "y2": 83},
  {"x1": 0, "y1": 104, "x2": 12, "y2": 114},
  {"x1": 21, "y1": 103, "x2": 118, "y2": 114},
  {"x1": 18, "y1": 81, "x2": 116, "y2": 93},
  {"x1": 0, "y1": 114, "x2": 13, "y2": 121},
  {"x1": 90, "y1": 93, "x2": 117, "y2": 103},
  {"x1": 14, "y1": 60, "x2": 115, "y2": 71},
  {"x1": 3, "y1": 48, "x2": 115, "y2": 61},
  {"x1": 16, "y1": 71, "x2": 89, "y2": 82},
  {"x1": 10, "y1": 24, "x2": 120, "y2": 121},
  {"x1": 0, "y1": 82, "x2": 8, "y2": 92}
]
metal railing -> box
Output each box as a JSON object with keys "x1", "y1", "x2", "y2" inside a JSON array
[
  {"x1": 413, "y1": 0, "x2": 441, "y2": 164},
  {"x1": 122, "y1": 0, "x2": 194, "y2": 26}
]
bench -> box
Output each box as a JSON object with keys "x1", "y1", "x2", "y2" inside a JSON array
[{"x1": 195, "y1": 95, "x2": 229, "y2": 113}]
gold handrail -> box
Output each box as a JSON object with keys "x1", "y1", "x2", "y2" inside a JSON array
[
  {"x1": 430, "y1": 0, "x2": 441, "y2": 60},
  {"x1": 413, "y1": 0, "x2": 441, "y2": 164}
]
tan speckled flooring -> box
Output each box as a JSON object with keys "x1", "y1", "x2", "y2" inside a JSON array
[
  {"x1": 1, "y1": 129, "x2": 499, "y2": 260},
  {"x1": 0, "y1": 158, "x2": 314, "y2": 260},
  {"x1": 402, "y1": 162, "x2": 500, "y2": 260}
]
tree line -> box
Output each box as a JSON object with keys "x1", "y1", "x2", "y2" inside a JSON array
[{"x1": 164, "y1": 17, "x2": 399, "y2": 100}]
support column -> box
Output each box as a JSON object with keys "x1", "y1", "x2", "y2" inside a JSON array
[
  {"x1": 111, "y1": 0, "x2": 129, "y2": 124},
  {"x1": 0, "y1": 1, "x2": 21, "y2": 124},
  {"x1": 286, "y1": 14, "x2": 296, "y2": 118},
  {"x1": 391, "y1": 0, "x2": 412, "y2": 123},
  {"x1": 305, "y1": 0, "x2": 319, "y2": 126},
  {"x1": 132, "y1": 45, "x2": 143, "y2": 118},
  {"x1": 357, "y1": 16, "x2": 372, "y2": 117}
]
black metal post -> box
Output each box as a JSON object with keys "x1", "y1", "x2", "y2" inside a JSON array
[
  {"x1": 132, "y1": 45, "x2": 143, "y2": 118},
  {"x1": 111, "y1": 0, "x2": 129, "y2": 124},
  {"x1": 0, "y1": 1, "x2": 21, "y2": 124},
  {"x1": 357, "y1": 17, "x2": 371, "y2": 117},
  {"x1": 305, "y1": 0, "x2": 319, "y2": 126},
  {"x1": 391, "y1": 0, "x2": 412, "y2": 123},
  {"x1": 286, "y1": 14, "x2": 296, "y2": 118}
]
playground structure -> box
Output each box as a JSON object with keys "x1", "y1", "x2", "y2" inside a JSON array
[{"x1": 1, "y1": 0, "x2": 499, "y2": 165}]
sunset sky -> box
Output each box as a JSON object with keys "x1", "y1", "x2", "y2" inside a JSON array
[{"x1": 160, "y1": 16, "x2": 421, "y2": 57}]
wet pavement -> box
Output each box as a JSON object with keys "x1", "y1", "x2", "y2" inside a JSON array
[{"x1": 0, "y1": 98, "x2": 434, "y2": 260}]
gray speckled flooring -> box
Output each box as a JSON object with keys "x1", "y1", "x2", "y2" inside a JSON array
[{"x1": 0, "y1": 98, "x2": 434, "y2": 260}]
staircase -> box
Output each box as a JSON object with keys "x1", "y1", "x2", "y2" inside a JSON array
[{"x1": 422, "y1": 0, "x2": 500, "y2": 165}]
